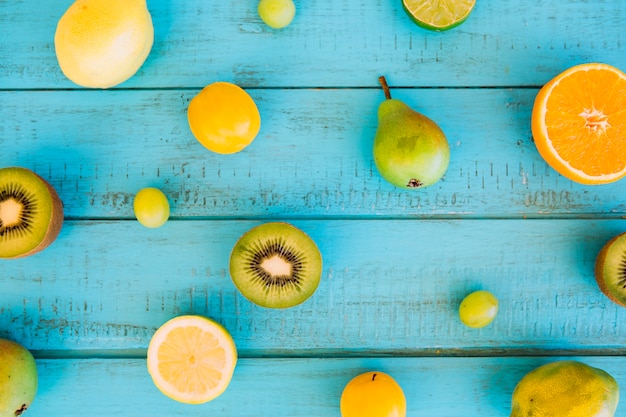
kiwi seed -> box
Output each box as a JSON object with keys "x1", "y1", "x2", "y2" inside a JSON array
[
  {"x1": 0, "y1": 167, "x2": 64, "y2": 259},
  {"x1": 229, "y1": 222, "x2": 323, "y2": 308},
  {"x1": 594, "y1": 232, "x2": 626, "y2": 308}
]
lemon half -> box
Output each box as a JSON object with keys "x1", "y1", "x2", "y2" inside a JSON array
[{"x1": 147, "y1": 315, "x2": 238, "y2": 404}]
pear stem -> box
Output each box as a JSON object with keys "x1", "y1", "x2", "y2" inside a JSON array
[{"x1": 378, "y1": 76, "x2": 392, "y2": 100}]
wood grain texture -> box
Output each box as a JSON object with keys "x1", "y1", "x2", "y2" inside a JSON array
[
  {"x1": 27, "y1": 357, "x2": 626, "y2": 416},
  {"x1": 3, "y1": 88, "x2": 626, "y2": 219},
  {"x1": 0, "y1": 0, "x2": 624, "y2": 89},
  {"x1": 1, "y1": 0, "x2": 626, "y2": 415},
  {"x1": 2, "y1": 219, "x2": 625, "y2": 355}
]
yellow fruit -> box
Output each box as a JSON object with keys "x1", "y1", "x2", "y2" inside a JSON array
[
  {"x1": 187, "y1": 82, "x2": 262, "y2": 154},
  {"x1": 510, "y1": 360, "x2": 619, "y2": 417},
  {"x1": 147, "y1": 315, "x2": 238, "y2": 404},
  {"x1": 258, "y1": 0, "x2": 296, "y2": 29},
  {"x1": 340, "y1": 371, "x2": 406, "y2": 417},
  {"x1": 458, "y1": 290, "x2": 499, "y2": 328},
  {"x1": 133, "y1": 187, "x2": 170, "y2": 228},
  {"x1": 54, "y1": 0, "x2": 154, "y2": 88}
]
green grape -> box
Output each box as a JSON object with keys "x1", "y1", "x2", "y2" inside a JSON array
[
  {"x1": 258, "y1": 0, "x2": 296, "y2": 29},
  {"x1": 459, "y1": 290, "x2": 499, "y2": 328},
  {"x1": 133, "y1": 187, "x2": 170, "y2": 228}
]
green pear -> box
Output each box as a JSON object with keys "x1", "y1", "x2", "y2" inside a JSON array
[
  {"x1": 0, "y1": 339, "x2": 38, "y2": 417},
  {"x1": 373, "y1": 76, "x2": 450, "y2": 189}
]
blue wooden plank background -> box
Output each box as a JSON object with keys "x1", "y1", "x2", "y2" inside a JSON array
[
  {"x1": 1, "y1": 0, "x2": 626, "y2": 416},
  {"x1": 25, "y1": 357, "x2": 626, "y2": 416}
]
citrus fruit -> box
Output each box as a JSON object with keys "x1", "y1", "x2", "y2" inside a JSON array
[
  {"x1": 458, "y1": 290, "x2": 499, "y2": 328},
  {"x1": 340, "y1": 371, "x2": 406, "y2": 417},
  {"x1": 54, "y1": 0, "x2": 154, "y2": 88},
  {"x1": 133, "y1": 187, "x2": 170, "y2": 228},
  {"x1": 402, "y1": 0, "x2": 476, "y2": 31},
  {"x1": 510, "y1": 360, "x2": 619, "y2": 417},
  {"x1": 187, "y1": 82, "x2": 262, "y2": 154},
  {"x1": 531, "y1": 63, "x2": 626, "y2": 184},
  {"x1": 147, "y1": 315, "x2": 238, "y2": 404},
  {"x1": 258, "y1": 0, "x2": 296, "y2": 29}
]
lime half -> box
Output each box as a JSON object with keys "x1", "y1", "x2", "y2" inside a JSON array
[{"x1": 402, "y1": 0, "x2": 476, "y2": 31}]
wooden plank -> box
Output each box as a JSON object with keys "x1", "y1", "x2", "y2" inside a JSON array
[
  {"x1": 1, "y1": 0, "x2": 625, "y2": 89},
  {"x1": 26, "y1": 356, "x2": 626, "y2": 416},
  {"x1": 3, "y1": 88, "x2": 626, "y2": 219},
  {"x1": 2, "y1": 219, "x2": 625, "y2": 354},
  {"x1": 2, "y1": 0, "x2": 625, "y2": 417}
]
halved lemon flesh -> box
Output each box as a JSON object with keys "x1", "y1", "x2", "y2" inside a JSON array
[{"x1": 147, "y1": 315, "x2": 237, "y2": 404}]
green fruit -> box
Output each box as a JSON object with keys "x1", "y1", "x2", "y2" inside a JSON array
[
  {"x1": 133, "y1": 187, "x2": 170, "y2": 228},
  {"x1": 0, "y1": 339, "x2": 38, "y2": 417},
  {"x1": 0, "y1": 167, "x2": 64, "y2": 259},
  {"x1": 459, "y1": 290, "x2": 499, "y2": 328},
  {"x1": 594, "y1": 231, "x2": 626, "y2": 307},
  {"x1": 402, "y1": 0, "x2": 476, "y2": 32},
  {"x1": 373, "y1": 76, "x2": 450, "y2": 189},
  {"x1": 229, "y1": 222, "x2": 323, "y2": 308}
]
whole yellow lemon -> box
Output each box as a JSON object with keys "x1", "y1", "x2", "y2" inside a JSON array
[
  {"x1": 510, "y1": 360, "x2": 619, "y2": 417},
  {"x1": 340, "y1": 371, "x2": 406, "y2": 417},
  {"x1": 54, "y1": 0, "x2": 154, "y2": 88},
  {"x1": 187, "y1": 82, "x2": 262, "y2": 154}
]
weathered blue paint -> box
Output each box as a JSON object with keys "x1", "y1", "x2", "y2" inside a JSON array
[{"x1": 1, "y1": 0, "x2": 625, "y2": 415}]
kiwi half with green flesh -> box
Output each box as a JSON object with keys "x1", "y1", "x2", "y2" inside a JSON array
[
  {"x1": 595, "y1": 232, "x2": 626, "y2": 307},
  {"x1": 0, "y1": 167, "x2": 64, "y2": 259},
  {"x1": 229, "y1": 222, "x2": 322, "y2": 308}
]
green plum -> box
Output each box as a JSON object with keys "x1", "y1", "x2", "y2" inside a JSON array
[{"x1": 459, "y1": 290, "x2": 499, "y2": 328}]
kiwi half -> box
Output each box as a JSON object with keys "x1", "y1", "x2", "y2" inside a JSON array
[
  {"x1": 0, "y1": 167, "x2": 64, "y2": 259},
  {"x1": 594, "y1": 232, "x2": 626, "y2": 308},
  {"x1": 229, "y1": 222, "x2": 322, "y2": 308}
]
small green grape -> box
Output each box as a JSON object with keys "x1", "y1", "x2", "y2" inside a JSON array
[
  {"x1": 133, "y1": 187, "x2": 170, "y2": 228},
  {"x1": 459, "y1": 290, "x2": 499, "y2": 328},
  {"x1": 258, "y1": 0, "x2": 296, "y2": 29}
]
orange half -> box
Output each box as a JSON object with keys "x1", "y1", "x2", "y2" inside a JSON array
[{"x1": 531, "y1": 63, "x2": 626, "y2": 184}]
